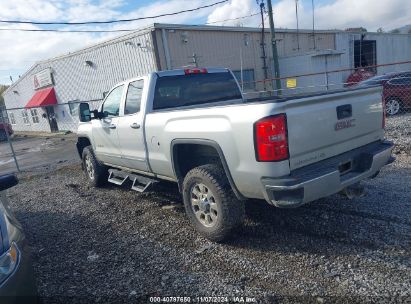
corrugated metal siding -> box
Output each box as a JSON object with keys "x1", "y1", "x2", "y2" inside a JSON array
[
  {"x1": 275, "y1": 32, "x2": 335, "y2": 57},
  {"x1": 3, "y1": 31, "x2": 158, "y2": 132},
  {"x1": 161, "y1": 28, "x2": 335, "y2": 92},
  {"x1": 279, "y1": 52, "x2": 343, "y2": 95},
  {"x1": 157, "y1": 29, "x2": 272, "y2": 91},
  {"x1": 335, "y1": 32, "x2": 411, "y2": 77}
]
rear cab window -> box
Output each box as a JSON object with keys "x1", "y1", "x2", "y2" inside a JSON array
[
  {"x1": 124, "y1": 79, "x2": 144, "y2": 115},
  {"x1": 153, "y1": 71, "x2": 242, "y2": 110}
]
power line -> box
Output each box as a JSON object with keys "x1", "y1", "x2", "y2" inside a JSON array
[
  {"x1": 0, "y1": 0, "x2": 228, "y2": 25},
  {"x1": 0, "y1": 13, "x2": 261, "y2": 33},
  {"x1": 206, "y1": 12, "x2": 259, "y2": 24},
  {"x1": 0, "y1": 28, "x2": 137, "y2": 33}
]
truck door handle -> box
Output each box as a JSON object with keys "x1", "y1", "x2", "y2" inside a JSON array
[
  {"x1": 130, "y1": 123, "x2": 140, "y2": 129},
  {"x1": 108, "y1": 124, "x2": 117, "y2": 129}
]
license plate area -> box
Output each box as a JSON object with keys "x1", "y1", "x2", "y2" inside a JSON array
[{"x1": 338, "y1": 160, "x2": 352, "y2": 175}]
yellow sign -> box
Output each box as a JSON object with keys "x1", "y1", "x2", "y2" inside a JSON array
[{"x1": 286, "y1": 78, "x2": 297, "y2": 88}]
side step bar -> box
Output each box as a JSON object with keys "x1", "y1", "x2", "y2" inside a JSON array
[{"x1": 108, "y1": 169, "x2": 158, "y2": 193}]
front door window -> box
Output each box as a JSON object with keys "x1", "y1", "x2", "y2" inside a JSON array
[{"x1": 102, "y1": 85, "x2": 124, "y2": 117}]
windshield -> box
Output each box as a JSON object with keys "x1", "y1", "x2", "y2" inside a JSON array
[{"x1": 153, "y1": 72, "x2": 242, "y2": 110}]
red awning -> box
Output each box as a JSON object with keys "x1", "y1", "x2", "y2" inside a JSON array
[{"x1": 25, "y1": 87, "x2": 57, "y2": 108}]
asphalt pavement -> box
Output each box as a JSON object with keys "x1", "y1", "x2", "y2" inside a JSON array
[{"x1": 0, "y1": 134, "x2": 79, "y2": 174}]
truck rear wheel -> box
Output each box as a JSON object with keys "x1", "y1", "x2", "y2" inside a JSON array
[
  {"x1": 82, "y1": 146, "x2": 108, "y2": 187},
  {"x1": 182, "y1": 164, "x2": 245, "y2": 242}
]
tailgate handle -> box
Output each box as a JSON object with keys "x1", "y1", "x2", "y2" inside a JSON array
[{"x1": 337, "y1": 104, "x2": 352, "y2": 119}]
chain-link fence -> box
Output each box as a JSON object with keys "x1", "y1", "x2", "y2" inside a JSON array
[
  {"x1": 0, "y1": 105, "x2": 20, "y2": 172},
  {"x1": 2, "y1": 61, "x2": 410, "y2": 156},
  {"x1": 241, "y1": 60, "x2": 411, "y2": 113}
]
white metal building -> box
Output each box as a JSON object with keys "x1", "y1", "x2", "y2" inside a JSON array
[{"x1": 3, "y1": 23, "x2": 411, "y2": 133}]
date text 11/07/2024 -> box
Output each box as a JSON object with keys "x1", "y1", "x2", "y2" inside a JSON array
[{"x1": 149, "y1": 296, "x2": 257, "y2": 303}]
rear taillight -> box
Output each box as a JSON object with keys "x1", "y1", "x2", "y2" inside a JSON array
[
  {"x1": 184, "y1": 68, "x2": 208, "y2": 75},
  {"x1": 382, "y1": 97, "x2": 386, "y2": 129},
  {"x1": 254, "y1": 114, "x2": 289, "y2": 162}
]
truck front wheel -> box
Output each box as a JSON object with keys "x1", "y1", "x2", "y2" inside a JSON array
[
  {"x1": 182, "y1": 164, "x2": 245, "y2": 242},
  {"x1": 82, "y1": 146, "x2": 108, "y2": 187}
]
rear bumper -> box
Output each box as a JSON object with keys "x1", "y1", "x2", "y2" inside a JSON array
[{"x1": 262, "y1": 140, "x2": 394, "y2": 208}]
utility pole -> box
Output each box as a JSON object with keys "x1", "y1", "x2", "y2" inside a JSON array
[
  {"x1": 189, "y1": 53, "x2": 200, "y2": 67},
  {"x1": 295, "y1": 0, "x2": 300, "y2": 50},
  {"x1": 266, "y1": 0, "x2": 282, "y2": 95},
  {"x1": 259, "y1": 2, "x2": 268, "y2": 92},
  {"x1": 312, "y1": 0, "x2": 316, "y2": 49}
]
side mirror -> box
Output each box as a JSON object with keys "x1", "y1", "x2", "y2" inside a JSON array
[
  {"x1": 0, "y1": 174, "x2": 18, "y2": 191},
  {"x1": 79, "y1": 103, "x2": 91, "y2": 122},
  {"x1": 92, "y1": 109, "x2": 106, "y2": 119}
]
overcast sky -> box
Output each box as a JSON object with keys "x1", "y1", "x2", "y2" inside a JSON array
[{"x1": 0, "y1": 0, "x2": 410, "y2": 84}]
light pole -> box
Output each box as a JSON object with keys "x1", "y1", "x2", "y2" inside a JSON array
[{"x1": 266, "y1": 0, "x2": 282, "y2": 95}]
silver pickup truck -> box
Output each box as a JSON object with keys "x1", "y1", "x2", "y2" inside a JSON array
[{"x1": 76, "y1": 67, "x2": 394, "y2": 241}]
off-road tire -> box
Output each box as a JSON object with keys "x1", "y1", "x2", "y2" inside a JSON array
[
  {"x1": 82, "y1": 146, "x2": 108, "y2": 187},
  {"x1": 182, "y1": 164, "x2": 245, "y2": 242}
]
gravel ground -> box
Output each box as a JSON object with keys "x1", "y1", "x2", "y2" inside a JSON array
[
  {"x1": 386, "y1": 113, "x2": 411, "y2": 155},
  {"x1": 5, "y1": 115, "x2": 411, "y2": 304}
]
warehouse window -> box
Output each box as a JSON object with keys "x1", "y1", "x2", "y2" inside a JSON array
[
  {"x1": 9, "y1": 113, "x2": 16, "y2": 125},
  {"x1": 22, "y1": 110, "x2": 30, "y2": 124},
  {"x1": 125, "y1": 80, "x2": 144, "y2": 115},
  {"x1": 232, "y1": 69, "x2": 256, "y2": 91},
  {"x1": 102, "y1": 85, "x2": 124, "y2": 117},
  {"x1": 354, "y1": 40, "x2": 376, "y2": 70},
  {"x1": 30, "y1": 109, "x2": 39, "y2": 124}
]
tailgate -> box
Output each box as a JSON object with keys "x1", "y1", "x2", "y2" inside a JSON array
[{"x1": 286, "y1": 87, "x2": 384, "y2": 170}]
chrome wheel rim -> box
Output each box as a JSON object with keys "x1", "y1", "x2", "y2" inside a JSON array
[
  {"x1": 386, "y1": 99, "x2": 400, "y2": 115},
  {"x1": 85, "y1": 154, "x2": 94, "y2": 180},
  {"x1": 190, "y1": 183, "x2": 218, "y2": 227}
]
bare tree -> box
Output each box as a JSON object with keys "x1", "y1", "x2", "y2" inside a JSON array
[{"x1": 0, "y1": 85, "x2": 9, "y2": 107}]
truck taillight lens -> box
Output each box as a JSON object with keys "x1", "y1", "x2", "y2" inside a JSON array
[
  {"x1": 184, "y1": 68, "x2": 208, "y2": 75},
  {"x1": 254, "y1": 114, "x2": 289, "y2": 162}
]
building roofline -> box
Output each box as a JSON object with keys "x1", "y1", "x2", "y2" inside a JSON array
[
  {"x1": 153, "y1": 23, "x2": 342, "y2": 34},
  {"x1": 3, "y1": 63, "x2": 38, "y2": 96},
  {"x1": 4, "y1": 24, "x2": 156, "y2": 94},
  {"x1": 37, "y1": 24, "x2": 155, "y2": 64}
]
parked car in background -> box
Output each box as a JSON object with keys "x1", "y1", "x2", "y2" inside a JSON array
[
  {"x1": 357, "y1": 71, "x2": 411, "y2": 115},
  {"x1": 357, "y1": 71, "x2": 411, "y2": 87},
  {"x1": 0, "y1": 174, "x2": 37, "y2": 302},
  {"x1": 0, "y1": 122, "x2": 13, "y2": 142},
  {"x1": 382, "y1": 76, "x2": 411, "y2": 116},
  {"x1": 345, "y1": 68, "x2": 375, "y2": 87}
]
